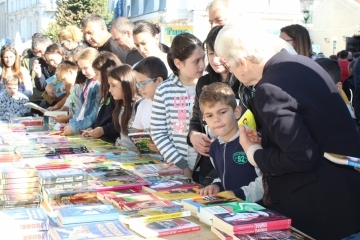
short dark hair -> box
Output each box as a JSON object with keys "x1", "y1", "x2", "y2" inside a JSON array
[
  {"x1": 133, "y1": 20, "x2": 160, "y2": 37},
  {"x1": 133, "y1": 56, "x2": 168, "y2": 80},
  {"x1": 353, "y1": 52, "x2": 360, "y2": 59},
  {"x1": 31, "y1": 33, "x2": 52, "y2": 50},
  {"x1": 315, "y1": 58, "x2": 341, "y2": 84},
  {"x1": 81, "y1": 14, "x2": 106, "y2": 29},
  {"x1": 167, "y1": 33, "x2": 202, "y2": 76},
  {"x1": 339, "y1": 50, "x2": 348, "y2": 59},
  {"x1": 349, "y1": 59, "x2": 356, "y2": 70},
  {"x1": 199, "y1": 82, "x2": 237, "y2": 112}
]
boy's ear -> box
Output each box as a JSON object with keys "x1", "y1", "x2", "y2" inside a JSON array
[
  {"x1": 234, "y1": 105, "x2": 242, "y2": 119},
  {"x1": 155, "y1": 77, "x2": 164, "y2": 83}
]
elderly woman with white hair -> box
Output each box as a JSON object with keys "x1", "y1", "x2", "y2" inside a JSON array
[{"x1": 214, "y1": 23, "x2": 360, "y2": 240}]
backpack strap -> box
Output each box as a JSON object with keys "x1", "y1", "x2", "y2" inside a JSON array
[{"x1": 134, "y1": 98, "x2": 143, "y2": 114}]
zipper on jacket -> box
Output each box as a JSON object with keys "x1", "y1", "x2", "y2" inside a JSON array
[{"x1": 223, "y1": 143, "x2": 227, "y2": 190}]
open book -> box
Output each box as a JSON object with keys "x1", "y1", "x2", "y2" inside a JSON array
[
  {"x1": 24, "y1": 102, "x2": 47, "y2": 112},
  {"x1": 324, "y1": 152, "x2": 360, "y2": 168},
  {"x1": 24, "y1": 103, "x2": 68, "y2": 117}
]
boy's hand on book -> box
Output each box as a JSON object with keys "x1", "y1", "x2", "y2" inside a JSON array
[
  {"x1": 190, "y1": 132, "x2": 213, "y2": 156},
  {"x1": 198, "y1": 184, "x2": 220, "y2": 196},
  {"x1": 183, "y1": 167, "x2": 193, "y2": 181}
]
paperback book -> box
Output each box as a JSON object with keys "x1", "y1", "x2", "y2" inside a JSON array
[
  {"x1": 129, "y1": 218, "x2": 200, "y2": 238},
  {"x1": 57, "y1": 204, "x2": 119, "y2": 225},
  {"x1": 119, "y1": 205, "x2": 191, "y2": 224},
  {"x1": 45, "y1": 75, "x2": 66, "y2": 97},
  {"x1": 97, "y1": 189, "x2": 141, "y2": 201},
  {"x1": 37, "y1": 168, "x2": 88, "y2": 184},
  {"x1": 232, "y1": 228, "x2": 315, "y2": 240},
  {"x1": 88, "y1": 175, "x2": 149, "y2": 191},
  {"x1": 132, "y1": 163, "x2": 183, "y2": 177},
  {"x1": 111, "y1": 194, "x2": 159, "y2": 209},
  {"x1": 0, "y1": 167, "x2": 38, "y2": 179},
  {"x1": 142, "y1": 179, "x2": 199, "y2": 193},
  {"x1": 0, "y1": 208, "x2": 49, "y2": 231},
  {"x1": 128, "y1": 132, "x2": 157, "y2": 155},
  {"x1": 153, "y1": 188, "x2": 201, "y2": 200},
  {"x1": 122, "y1": 199, "x2": 175, "y2": 211}
]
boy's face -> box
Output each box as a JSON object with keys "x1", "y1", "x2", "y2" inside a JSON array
[
  {"x1": 6, "y1": 84, "x2": 18, "y2": 96},
  {"x1": 58, "y1": 70, "x2": 77, "y2": 85},
  {"x1": 134, "y1": 71, "x2": 161, "y2": 100},
  {"x1": 202, "y1": 101, "x2": 241, "y2": 141}
]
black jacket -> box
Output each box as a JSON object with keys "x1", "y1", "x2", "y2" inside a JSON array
[
  {"x1": 33, "y1": 57, "x2": 55, "y2": 92},
  {"x1": 98, "y1": 37, "x2": 128, "y2": 64},
  {"x1": 250, "y1": 50, "x2": 360, "y2": 240}
]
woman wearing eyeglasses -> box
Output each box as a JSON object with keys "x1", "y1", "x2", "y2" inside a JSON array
[{"x1": 0, "y1": 45, "x2": 33, "y2": 97}]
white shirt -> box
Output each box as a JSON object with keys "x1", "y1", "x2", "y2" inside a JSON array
[{"x1": 132, "y1": 98, "x2": 152, "y2": 131}]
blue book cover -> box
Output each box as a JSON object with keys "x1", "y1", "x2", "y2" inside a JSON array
[
  {"x1": 49, "y1": 220, "x2": 134, "y2": 240},
  {"x1": 57, "y1": 204, "x2": 119, "y2": 225},
  {"x1": 45, "y1": 75, "x2": 66, "y2": 98},
  {"x1": 0, "y1": 208, "x2": 49, "y2": 231}
]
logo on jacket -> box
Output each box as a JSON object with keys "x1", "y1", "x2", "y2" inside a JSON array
[{"x1": 233, "y1": 152, "x2": 247, "y2": 164}]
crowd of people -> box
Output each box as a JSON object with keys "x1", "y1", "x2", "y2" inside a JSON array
[{"x1": 0, "y1": 0, "x2": 359, "y2": 239}]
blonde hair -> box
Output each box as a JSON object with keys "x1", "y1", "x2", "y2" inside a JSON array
[
  {"x1": 76, "y1": 47, "x2": 99, "y2": 63},
  {"x1": 58, "y1": 25, "x2": 83, "y2": 43},
  {"x1": 55, "y1": 61, "x2": 79, "y2": 79},
  {"x1": 4, "y1": 75, "x2": 20, "y2": 86}
]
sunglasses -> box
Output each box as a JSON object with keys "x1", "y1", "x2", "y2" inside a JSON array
[
  {"x1": 238, "y1": 82, "x2": 256, "y2": 109},
  {"x1": 136, "y1": 77, "x2": 156, "y2": 89}
]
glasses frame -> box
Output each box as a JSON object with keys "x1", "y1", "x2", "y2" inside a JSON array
[{"x1": 136, "y1": 77, "x2": 156, "y2": 89}]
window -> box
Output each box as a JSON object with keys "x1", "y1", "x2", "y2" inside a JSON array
[
  {"x1": 130, "y1": 0, "x2": 139, "y2": 17},
  {"x1": 144, "y1": 0, "x2": 154, "y2": 14},
  {"x1": 159, "y1": 0, "x2": 166, "y2": 10}
]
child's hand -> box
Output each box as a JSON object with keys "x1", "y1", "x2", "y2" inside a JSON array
[
  {"x1": 147, "y1": 143, "x2": 159, "y2": 153},
  {"x1": 45, "y1": 83, "x2": 55, "y2": 97},
  {"x1": 190, "y1": 132, "x2": 213, "y2": 156},
  {"x1": 198, "y1": 184, "x2": 220, "y2": 196},
  {"x1": 88, "y1": 127, "x2": 104, "y2": 138},
  {"x1": 62, "y1": 125, "x2": 73, "y2": 135},
  {"x1": 81, "y1": 128, "x2": 92, "y2": 137},
  {"x1": 183, "y1": 167, "x2": 193, "y2": 181},
  {"x1": 55, "y1": 115, "x2": 69, "y2": 123}
]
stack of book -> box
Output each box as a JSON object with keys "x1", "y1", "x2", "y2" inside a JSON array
[
  {"x1": 15, "y1": 144, "x2": 56, "y2": 158},
  {"x1": 132, "y1": 163, "x2": 184, "y2": 178},
  {"x1": 46, "y1": 143, "x2": 88, "y2": 155},
  {"x1": 0, "y1": 208, "x2": 49, "y2": 239},
  {"x1": 0, "y1": 145, "x2": 21, "y2": 162},
  {"x1": 0, "y1": 167, "x2": 41, "y2": 210}
]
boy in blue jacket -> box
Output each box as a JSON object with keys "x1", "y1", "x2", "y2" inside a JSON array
[{"x1": 198, "y1": 82, "x2": 263, "y2": 202}]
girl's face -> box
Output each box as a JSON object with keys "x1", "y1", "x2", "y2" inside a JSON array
[
  {"x1": 46, "y1": 53, "x2": 63, "y2": 68},
  {"x1": 177, "y1": 46, "x2": 206, "y2": 80},
  {"x1": 108, "y1": 76, "x2": 123, "y2": 100},
  {"x1": 208, "y1": 49, "x2": 227, "y2": 74},
  {"x1": 134, "y1": 71, "x2": 161, "y2": 100},
  {"x1": 77, "y1": 59, "x2": 96, "y2": 79},
  {"x1": 2, "y1": 51, "x2": 16, "y2": 67},
  {"x1": 133, "y1": 32, "x2": 159, "y2": 58},
  {"x1": 94, "y1": 69, "x2": 102, "y2": 82}
]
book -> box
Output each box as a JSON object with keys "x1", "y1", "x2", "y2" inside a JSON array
[
  {"x1": 0, "y1": 181, "x2": 39, "y2": 190},
  {"x1": 238, "y1": 109, "x2": 256, "y2": 130},
  {"x1": 37, "y1": 168, "x2": 88, "y2": 184},
  {"x1": 57, "y1": 204, "x2": 119, "y2": 225},
  {"x1": 128, "y1": 132, "x2": 157, "y2": 154},
  {"x1": 193, "y1": 191, "x2": 240, "y2": 205},
  {"x1": 43, "y1": 110, "x2": 69, "y2": 118},
  {"x1": 48, "y1": 220, "x2": 134, "y2": 240},
  {"x1": 211, "y1": 226, "x2": 233, "y2": 240},
  {"x1": 41, "y1": 180, "x2": 88, "y2": 191},
  {"x1": 0, "y1": 167, "x2": 38, "y2": 179},
  {"x1": 111, "y1": 194, "x2": 159, "y2": 208},
  {"x1": 37, "y1": 136, "x2": 68, "y2": 144},
  {"x1": 132, "y1": 163, "x2": 183, "y2": 177},
  {"x1": 0, "y1": 187, "x2": 40, "y2": 194},
  {"x1": 129, "y1": 218, "x2": 200, "y2": 238},
  {"x1": 153, "y1": 188, "x2": 201, "y2": 200},
  {"x1": 119, "y1": 205, "x2": 191, "y2": 224},
  {"x1": 324, "y1": 152, "x2": 360, "y2": 168},
  {"x1": 45, "y1": 75, "x2": 66, "y2": 97},
  {"x1": 97, "y1": 189, "x2": 141, "y2": 201},
  {"x1": 42, "y1": 188, "x2": 97, "y2": 205},
  {"x1": 122, "y1": 199, "x2": 175, "y2": 211},
  {"x1": 0, "y1": 176, "x2": 38, "y2": 184},
  {"x1": 87, "y1": 175, "x2": 149, "y2": 191},
  {"x1": 142, "y1": 179, "x2": 199, "y2": 193},
  {"x1": 232, "y1": 228, "x2": 315, "y2": 240},
  {"x1": 24, "y1": 102, "x2": 47, "y2": 113},
  {"x1": 18, "y1": 231, "x2": 49, "y2": 240},
  {"x1": 212, "y1": 203, "x2": 291, "y2": 235},
  {"x1": 0, "y1": 208, "x2": 49, "y2": 231}
]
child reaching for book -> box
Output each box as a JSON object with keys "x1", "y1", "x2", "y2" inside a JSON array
[
  {"x1": 0, "y1": 75, "x2": 30, "y2": 120},
  {"x1": 61, "y1": 48, "x2": 100, "y2": 135},
  {"x1": 198, "y1": 82, "x2": 263, "y2": 202},
  {"x1": 108, "y1": 65, "x2": 142, "y2": 150},
  {"x1": 150, "y1": 33, "x2": 205, "y2": 179},
  {"x1": 81, "y1": 51, "x2": 121, "y2": 143}
]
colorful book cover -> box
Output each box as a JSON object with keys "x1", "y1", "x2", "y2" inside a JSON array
[
  {"x1": 38, "y1": 168, "x2": 88, "y2": 184},
  {"x1": 0, "y1": 176, "x2": 38, "y2": 184},
  {"x1": 57, "y1": 204, "x2": 119, "y2": 225},
  {"x1": 142, "y1": 179, "x2": 199, "y2": 193},
  {"x1": 86, "y1": 168, "x2": 131, "y2": 180},
  {"x1": 129, "y1": 218, "x2": 200, "y2": 238},
  {"x1": 132, "y1": 163, "x2": 183, "y2": 177},
  {"x1": 87, "y1": 174, "x2": 149, "y2": 191},
  {"x1": 41, "y1": 180, "x2": 88, "y2": 191},
  {"x1": 48, "y1": 220, "x2": 134, "y2": 240},
  {"x1": 112, "y1": 194, "x2": 159, "y2": 208},
  {"x1": 211, "y1": 226, "x2": 234, "y2": 240},
  {"x1": 119, "y1": 205, "x2": 191, "y2": 224},
  {"x1": 0, "y1": 167, "x2": 38, "y2": 179},
  {"x1": 45, "y1": 75, "x2": 66, "y2": 97},
  {"x1": 82, "y1": 161, "x2": 122, "y2": 171},
  {"x1": 153, "y1": 188, "x2": 201, "y2": 200},
  {"x1": 97, "y1": 189, "x2": 141, "y2": 201},
  {"x1": 233, "y1": 228, "x2": 308, "y2": 240},
  {"x1": 181, "y1": 199, "x2": 204, "y2": 216},
  {"x1": 128, "y1": 132, "x2": 157, "y2": 154},
  {"x1": 48, "y1": 197, "x2": 105, "y2": 212},
  {"x1": 42, "y1": 188, "x2": 97, "y2": 204},
  {"x1": 122, "y1": 199, "x2": 175, "y2": 211},
  {"x1": 0, "y1": 208, "x2": 49, "y2": 231},
  {"x1": 0, "y1": 181, "x2": 39, "y2": 190},
  {"x1": 0, "y1": 187, "x2": 40, "y2": 194},
  {"x1": 193, "y1": 191, "x2": 241, "y2": 205},
  {"x1": 238, "y1": 109, "x2": 256, "y2": 130},
  {"x1": 212, "y1": 203, "x2": 291, "y2": 235},
  {"x1": 37, "y1": 136, "x2": 68, "y2": 144}
]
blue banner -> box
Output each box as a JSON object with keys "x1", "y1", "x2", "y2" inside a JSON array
[{"x1": 116, "y1": 0, "x2": 123, "y2": 18}]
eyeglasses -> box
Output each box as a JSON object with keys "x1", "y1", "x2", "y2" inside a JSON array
[
  {"x1": 136, "y1": 78, "x2": 156, "y2": 89},
  {"x1": 238, "y1": 82, "x2": 256, "y2": 109}
]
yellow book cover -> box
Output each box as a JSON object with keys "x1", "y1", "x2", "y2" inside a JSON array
[{"x1": 238, "y1": 109, "x2": 257, "y2": 130}]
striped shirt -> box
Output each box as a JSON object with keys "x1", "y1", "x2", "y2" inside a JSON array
[{"x1": 150, "y1": 74, "x2": 197, "y2": 170}]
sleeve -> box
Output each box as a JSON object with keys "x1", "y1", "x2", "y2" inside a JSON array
[
  {"x1": 150, "y1": 88, "x2": 188, "y2": 169},
  {"x1": 34, "y1": 75, "x2": 46, "y2": 91},
  {"x1": 353, "y1": 59, "x2": 360, "y2": 119},
  {"x1": 69, "y1": 85, "x2": 99, "y2": 132},
  {"x1": 20, "y1": 67, "x2": 33, "y2": 97},
  {"x1": 239, "y1": 167, "x2": 264, "y2": 202},
  {"x1": 252, "y1": 84, "x2": 320, "y2": 176},
  {"x1": 0, "y1": 95, "x2": 5, "y2": 117},
  {"x1": 102, "y1": 121, "x2": 116, "y2": 136}
]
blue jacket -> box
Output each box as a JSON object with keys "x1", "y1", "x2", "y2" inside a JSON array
[
  {"x1": 209, "y1": 131, "x2": 263, "y2": 202},
  {"x1": 69, "y1": 79, "x2": 100, "y2": 133}
]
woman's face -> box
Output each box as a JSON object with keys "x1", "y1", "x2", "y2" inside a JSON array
[
  {"x1": 2, "y1": 51, "x2": 16, "y2": 67},
  {"x1": 279, "y1": 32, "x2": 296, "y2": 48},
  {"x1": 46, "y1": 53, "x2": 63, "y2": 68},
  {"x1": 133, "y1": 32, "x2": 159, "y2": 58},
  {"x1": 208, "y1": 49, "x2": 227, "y2": 74},
  {"x1": 108, "y1": 76, "x2": 123, "y2": 100}
]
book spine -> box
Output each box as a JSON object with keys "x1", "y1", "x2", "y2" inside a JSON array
[
  {"x1": 158, "y1": 226, "x2": 201, "y2": 237},
  {"x1": 0, "y1": 182, "x2": 39, "y2": 190},
  {"x1": 142, "y1": 212, "x2": 191, "y2": 222},
  {"x1": 232, "y1": 221, "x2": 291, "y2": 233}
]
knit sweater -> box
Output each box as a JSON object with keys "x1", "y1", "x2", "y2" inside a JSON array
[
  {"x1": 210, "y1": 131, "x2": 263, "y2": 202},
  {"x1": 150, "y1": 74, "x2": 197, "y2": 170}
]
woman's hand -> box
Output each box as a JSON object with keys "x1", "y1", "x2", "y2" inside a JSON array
[
  {"x1": 190, "y1": 131, "x2": 213, "y2": 156},
  {"x1": 88, "y1": 127, "x2": 104, "y2": 138},
  {"x1": 239, "y1": 125, "x2": 260, "y2": 152}
]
